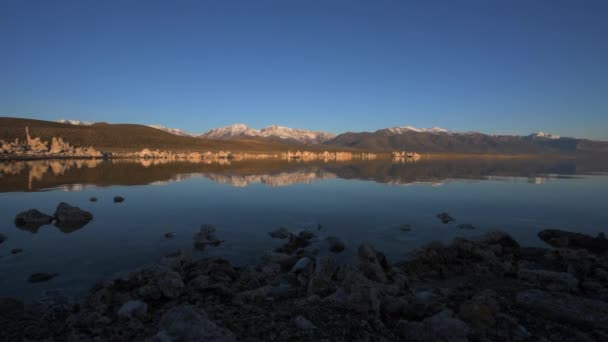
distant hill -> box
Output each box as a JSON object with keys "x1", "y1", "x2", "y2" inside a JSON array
[
  {"x1": 324, "y1": 127, "x2": 608, "y2": 154},
  {"x1": 0, "y1": 117, "x2": 290, "y2": 153}
]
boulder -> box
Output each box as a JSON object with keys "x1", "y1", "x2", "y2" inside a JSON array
[
  {"x1": 294, "y1": 315, "x2": 316, "y2": 332},
  {"x1": 395, "y1": 310, "x2": 470, "y2": 342},
  {"x1": 538, "y1": 229, "x2": 608, "y2": 254},
  {"x1": 326, "y1": 236, "x2": 345, "y2": 253},
  {"x1": 356, "y1": 244, "x2": 390, "y2": 283},
  {"x1": 516, "y1": 289, "x2": 608, "y2": 327},
  {"x1": 269, "y1": 227, "x2": 290, "y2": 239},
  {"x1": 113, "y1": 196, "x2": 125, "y2": 203},
  {"x1": 517, "y1": 269, "x2": 578, "y2": 292},
  {"x1": 307, "y1": 256, "x2": 339, "y2": 296},
  {"x1": 53, "y1": 202, "x2": 93, "y2": 231},
  {"x1": 149, "y1": 305, "x2": 235, "y2": 342},
  {"x1": 89, "y1": 197, "x2": 98, "y2": 202},
  {"x1": 14, "y1": 209, "x2": 53, "y2": 230},
  {"x1": 117, "y1": 300, "x2": 148, "y2": 319}
]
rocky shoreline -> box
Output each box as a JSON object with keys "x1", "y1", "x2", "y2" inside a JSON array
[{"x1": 1, "y1": 227, "x2": 607, "y2": 341}]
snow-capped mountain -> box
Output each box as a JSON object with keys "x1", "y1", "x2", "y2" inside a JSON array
[
  {"x1": 148, "y1": 125, "x2": 193, "y2": 137},
  {"x1": 57, "y1": 119, "x2": 95, "y2": 126},
  {"x1": 529, "y1": 131, "x2": 561, "y2": 140},
  {"x1": 383, "y1": 126, "x2": 450, "y2": 135},
  {"x1": 200, "y1": 124, "x2": 334, "y2": 144},
  {"x1": 200, "y1": 124, "x2": 261, "y2": 140}
]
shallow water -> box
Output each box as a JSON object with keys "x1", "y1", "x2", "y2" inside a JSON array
[{"x1": 0, "y1": 157, "x2": 607, "y2": 300}]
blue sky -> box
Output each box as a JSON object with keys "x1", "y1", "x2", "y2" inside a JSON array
[{"x1": 1, "y1": 0, "x2": 607, "y2": 139}]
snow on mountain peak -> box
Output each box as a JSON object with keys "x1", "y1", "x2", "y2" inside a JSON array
[
  {"x1": 57, "y1": 119, "x2": 94, "y2": 126},
  {"x1": 385, "y1": 125, "x2": 450, "y2": 134},
  {"x1": 200, "y1": 124, "x2": 334, "y2": 144},
  {"x1": 530, "y1": 132, "x2": 561, "y2": 140}
]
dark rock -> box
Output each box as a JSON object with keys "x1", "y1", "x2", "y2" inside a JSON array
[
  {"x1": 149, "y1": 305, "x2": 235, "y2": 341},
  {"x1": 516, "y1": 289, "x2": 608, "y2": 327},
  {"x1": 356, "y1": 244, "x2": 390, "y2": 283},
  {"x1": 0, "y1": 233, "x2": 6, "y2": 244},
  {"x1": 456, "y1": 224, "x2": 475, "y2": 230},
  {"x1": 294, "y1": 315, "x2": 316, "y2": 332},
  {"x1": 164, "y1": 232, "x2": 175, "y2": 239},
  {"x1": 10, "y1": 248, "x2": 23, "y2": 255},
  {"x1": 269, "y1": 227, "x2": 290, "y2": 239},
  {"x1": 539, "y1": 229, "x2": 608, "y2": 254},
  {"x1": 28, "y1": 273, "x2": 58, "y2": 283},
  {"x1": 53, "y1": 202, "x2": 93, "y2": 231},
  {"x1": 113, "y1": 196, "x2": 125, "y2": 203},
  {"x1": 290, "y1": 257, "x2": 312, "y2": 274},
  {"x1": 308, "y1": 256, "x2": 339, "y2": 296},
  {"x1": 326, "y1": 236, "x2": 345, "y2": 253},
  {"x1": 517, "y1": 269, "x2": 578, "y2": 292},
  {"x1": 89, "y1": 197, "x2": 98, "y2": 202},
  {"x1": 117, "y1": 300, "x2": 148, "y2": 319},
  {"x1": 194, "y1": 224, "x2": 224, "y2": 249},
  {"x1": 14, "y1": 209, "x2": 53, "y2": 231},
  {"x1": 275, "y1": 230, "x2": 315, "y2": 254},
  {"x1": 395, "y1": 310, "x2": 470, "y2": 342},
  {"x1": 436, "y1": 212, "x2": 454, "y2": 224}
]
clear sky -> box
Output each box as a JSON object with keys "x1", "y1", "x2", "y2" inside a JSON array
[{"x1": 1, "y1": 0, "x2": 607, "y2": 139}]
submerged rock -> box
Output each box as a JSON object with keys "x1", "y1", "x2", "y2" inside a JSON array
[
  {"x1": 28, "y1": 273, "x2": 58, "y2": 283},
  {"x1": 194, "y1": 224, "x2": 224, "y2": 249},
  {"x1": 11, "y1": 248, "x2": 23, "y2": 255},
  {"x1": 89, "y1": 197, "x2": 98, "y2": 202},
  {"x1": 326, "y1": 236, "x2": 345, "y2": 253},
  {"x1": 0, "y1": 233, "x2": 6, "y2": 244},
  {"x1": 436, "y1": 212, "x2": 454, "y2": 224},
  {"x1": 113, "y1": 196, "x2": 125, "y2": 203},
  {"x1": 53, "y1": 202, "x2": 93, "y2": 231},
  {"x1": 400, "y1": 224, "x2": 413, "y2": 231},
  {"x1": 269, "y1": 227, "x2": 290, "y2": 239},
  {"x1": 538, "y1": 229, "x2": 608, "y2": 254},
  {"x1": 149, "y1": 305, "x2": 235, "y2": 341},
  {"x1": 14, "y1": 209, "x2": 53, "y2": 231},
  {"x1": 165, "y1": 232, "x2": 175, "y2": 239}
]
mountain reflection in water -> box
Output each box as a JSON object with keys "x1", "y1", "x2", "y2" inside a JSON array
[{"x1": 0, "y1": 156, "x2": 606, "y2": 192}]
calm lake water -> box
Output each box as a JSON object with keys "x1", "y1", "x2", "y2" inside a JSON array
[{"x1": 1, "y1": 157, "x2": 607, "y2": 300}]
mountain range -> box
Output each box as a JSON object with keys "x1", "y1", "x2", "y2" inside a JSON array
[{"x1": 0, "y1": 117, "x2": 606, "y2": 154}]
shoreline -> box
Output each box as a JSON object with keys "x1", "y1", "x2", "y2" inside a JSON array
[{"x1": 1, "y1": 227, "x2": 607, "y2": 341}]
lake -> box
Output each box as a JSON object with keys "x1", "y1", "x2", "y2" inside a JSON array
[{"x1": 1, "y1": 156, "x2": 607, "y2": 300}]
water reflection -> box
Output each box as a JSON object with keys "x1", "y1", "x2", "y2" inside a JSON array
[{"x1": 0, "y1": 156, "x2": 606, "y2": 192}]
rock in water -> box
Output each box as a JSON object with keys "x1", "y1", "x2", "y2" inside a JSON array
[
  {"x1": 437, "y1": 212, "x2": 455, "y2": 224},
  {"x1": 0, "y1": 233, "x2": 6, "y2": 244},
  {"x1": 165, "y1": 232, "x2": 175, "y2": 239},
  {"x1": 113, "y1": 196, "x2": 125, "y2": 203},
  {"x1": 269, "y1": 227, "x2": 290, "y2": 239},
  {"x1": 53, "y1": 202, "x2": 93, "y2": 231},
  {"x1": 400, "y1": 224, "x2": 413, "y2": 231},
  {"x1": 28, "y1": 273, "x2": 58, "y2": 283},
  {"x1": 326, "y1": 236, "x2": 345, "y2": 253},
  {"x1": 538, "y1": 229, "x2": 608, "y2": 254},
  {"x1": 149, "y1": 305, "x2": 235, "y2": 341},
  {"x1": 194, "y1": 224, "x2": 224, "y2": 249},
  {"x1": 89, "y1": 197, "x2": 98, "y2": 202},
  {"x1": 14, "y1": 209, "x2": 53, "y2": 230},
  {"x1": 11, "y1": 248, "x2": 23, "y2": 255}
]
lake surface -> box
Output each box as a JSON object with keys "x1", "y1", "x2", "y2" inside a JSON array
[{"x1": 1, "y1": 157, "x2": 607, "y2": 300}]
